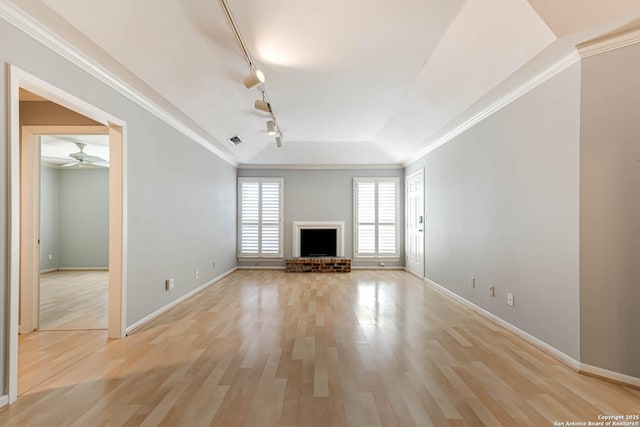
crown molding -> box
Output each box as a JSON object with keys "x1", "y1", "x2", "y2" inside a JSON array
[
  {"x1": 237, "y1": 163, "x2": 404, "y2": 170},
  {"x1": 404, "y1": 50, "x2": 580, "y2": 167},
  {"x1": 578, "y1": 26, "x2": 640, "y2": 59},
  {"x1": 0, "y1": 0, "x2": 238, "y2": 167}
]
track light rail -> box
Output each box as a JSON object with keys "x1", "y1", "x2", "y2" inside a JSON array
[{"x1": 219, "y1": 0, "x2": 283, "y2": 148}]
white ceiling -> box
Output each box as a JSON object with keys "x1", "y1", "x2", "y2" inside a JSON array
[
  {"x1": 13, "y1": 0, "x2": 640, "y2": 166},
  {"x1": 41, "y1": 134, "x2": 109, "y2": 168}
]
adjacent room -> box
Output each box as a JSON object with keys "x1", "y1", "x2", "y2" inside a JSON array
[
  {"x1": 0, "y1": 0, "x2": 638, "y2": 425},
  {"x1": 39, "y1": 134, "x2": 109, "y2": 331}
]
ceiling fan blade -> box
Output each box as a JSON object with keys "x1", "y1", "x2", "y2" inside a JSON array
[
  {"x1": 61, "y1": 162, "x2": 77, "y2": 168},
  {"x1": 41, "y1": 156, "x2": 70, "y2": 165},
  {"x1": 93, "y1": 162, "x2": 110, "y2": 168},
  {"x1": 83, "y1": 154, "x2": 107, "y2": 163}
]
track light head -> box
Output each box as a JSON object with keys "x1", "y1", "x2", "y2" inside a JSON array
[
  {"x1": 254, "y1": 99, "x2": 272, "y2": 113},
  {"x1": 276, "y1": 136, "x2": 283, "y2": 149},
  {"x1": 267, "y1": 120, "x2": 276, "y2": 136},
  {"x1": 243, "y1": 69, "x2": 265, "y2": 89}
]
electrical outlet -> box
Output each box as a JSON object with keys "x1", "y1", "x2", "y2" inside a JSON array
[
  {"x1": 507, "y1": 293, "x2": 514, "y2": 306},
  {"x1": 195, "y1": 270, "x2": 200, "y2": 279},
  {"x1": 48, "y1": 253, "x2": 53, "y2": 261},
  {"x1": 379, "y1": 261, "x2": 386, "y2": 267},
  {"x1": 489, "y1": 286, "x2": 495, "y2": 297},
  {"x1": 470, "y1": 277, "x2": 475, "y2": 288},
  {"x1": 165, "y1": 278, "x2": 174, "y2": 291}
]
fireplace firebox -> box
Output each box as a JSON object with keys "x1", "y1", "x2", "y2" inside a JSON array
[{"x1": 300, "y1": 229, "x2": 337, "y2": 257}]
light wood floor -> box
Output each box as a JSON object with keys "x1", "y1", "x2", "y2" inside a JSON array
[
  {"x1": 18, "y1": 330, "x2": 108, "y2": 396},
  {"x1": 39, "y1": 270, "x2": 108, "y2": 330},
  {"x1": 3, "y1": 270, "x2": 638, "y2": 426}
]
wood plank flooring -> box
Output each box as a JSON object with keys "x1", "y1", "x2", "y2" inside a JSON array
[
  {"x1": 39, "y1": 270, "x2": 108, "y2": 330},
  {"x1": 18, "y1": 330, "x2": 108, "y2": 396},
  {"x1": 3, "y1": 270, "x2": 639, "y2": 426}
]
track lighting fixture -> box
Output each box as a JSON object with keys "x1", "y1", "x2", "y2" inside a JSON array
[
  {"x1": 243, "y1": 69, "x2": 265, "y2": 89},
  {"x1": 220, "y1": 0, "x2": 284, "y2": 148},
  {"x1": 254, "y1": 99, "x2": 272, "y2": 113},
  {"x1": 267, "y1": 120, "x2": 276, "y2": 136}
]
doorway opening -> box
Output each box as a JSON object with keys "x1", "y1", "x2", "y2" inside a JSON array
[
  {"x1": 39, "y1": 133, "x2": 110, "y2": 331},
  {"x1": 8, "y1": 66, "x2": 127, "y2": 404}
]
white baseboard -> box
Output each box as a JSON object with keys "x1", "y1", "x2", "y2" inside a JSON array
[
  {"x1": 58, "y1": 267, "x2": 109, "y2": 271},
  {"x1": 424, "y1": 278, "x2": 581, "y2": 370},
  {"x1": 351, "y1": 266, "x2": 405, "y2": 270},
  {"x1": 0, "y1": 394, "x2": 8, "y2": 408},
  {"x1": 424, "y1": 278, "x2": 640, "y2": 389},
  {"x1": 125, "y1": 267, "x2": 237, "y2": 334},
  {"x1": 579, "y1": 363, "x2": 640, "y2": 389},
  {"x1": 40, "y1": 268, "x2": 58, "y2": 274}
]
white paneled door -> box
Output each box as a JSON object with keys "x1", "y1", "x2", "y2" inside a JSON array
[{"x1": 405, "y1": 169, "x2": 424, "y2": 278}]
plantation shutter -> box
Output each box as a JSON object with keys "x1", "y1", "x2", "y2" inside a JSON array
[
  {"x1": 356, "y1": 181, "x2": 376, "y2": 255},
  {"x1": 240, "y1": 181, "x2": 260, "y2": 255},
  {"x1": 260, "y1": 181, "x2": 281, "y2": 255},
  {"x1": 238, "y1": 178, "x2": 283, "y2": 257},
  {"x1": 355, "y1": 178, "x2": 399, "y2": 257},
  {"x1": 377, "y1": 181, "x2": 397, "y2": 255}
]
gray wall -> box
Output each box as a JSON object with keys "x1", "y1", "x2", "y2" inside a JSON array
[
  {"x1": 58, "y1": 169, "x2": 109, "y2": 268},
  {"x1": 406, "y1": 63, "x2": 582, "y2": 360},
  {"x1": 0, "y1": 14, "x2": 237, "y2": 396},
  {"x1": 237, "y1": 168, "x2": 405, "y2": 268},
  {"x1": 40, "y1": 167, "x2": 109, "y2": 270},
  {"x1": 40, "y1": 166, "x2": 60, "y2": 271},
  {"x1": 580, "y1": 44, "x2": 640, "y2": 378}
]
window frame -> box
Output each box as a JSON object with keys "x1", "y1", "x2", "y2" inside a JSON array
[
  {"x1": 353, "y1": 177, "x2": 400, "y2": 259},
  {"x1": 237, "y1": 177, "x2": 284, "y2": 259}
]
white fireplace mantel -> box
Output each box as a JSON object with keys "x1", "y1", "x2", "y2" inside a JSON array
[{"x1": 292, "y1": 221, "x2": 345, "y2": 257}]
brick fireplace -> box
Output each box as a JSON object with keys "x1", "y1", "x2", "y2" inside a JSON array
[
  {"x1": 287, "y1": 221, "x2": 350, "y2": 272},
  {"x1": 292, "y1": 221, "x2": 345, "y2": 257}
]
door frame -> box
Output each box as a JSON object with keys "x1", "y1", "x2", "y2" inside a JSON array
[
  {"x1": 20, "y1": 125, "x2": 110, "y2": 333},
  {"x1": 7, "y1": 65, "x2": 128, "y2": 403},
  {"x1": 405, "y1": 168, "x2": 425, "y2": 278}
]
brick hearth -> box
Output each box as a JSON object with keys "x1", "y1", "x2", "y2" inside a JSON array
[{"x1": 285, "y1": 257, "x2": 351, "y2": 273}]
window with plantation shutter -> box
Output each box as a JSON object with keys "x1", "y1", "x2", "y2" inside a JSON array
[
  {"x1": 238, "y1": 178, "x2": 283, "y2": 258},
  {"x1": 354, "y1": 177, "x2": 399, "y2": 258}
]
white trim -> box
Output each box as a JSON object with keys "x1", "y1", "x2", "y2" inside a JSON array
[
  {"x1": 579, "y1": 363, "x2": 640, "y2": 388},
  {"x1": 57, "y1": 267, "x2": 109, "y2": 271},
  {"x1": 424, "y1": 278, "x2": 581, "y2": 371},
  {"x1": 237, "y1": 177, "x2": 284, "y2": 258},
  {"x1": 292, "y1": 221, "x2": 345, "y2": 257},
  {"x1": 353, "y1": 177, "x2": 401, "y2": 259},
  {"x1": 238, "y1": 163, "x2": 404, "y2": 170},
  {"x1": 404, "y1": 51, "x2": 580, "y2": 166},
  {"x1": 351, "y1": 266, "x2": 405, "y2": 270},
  {"x1": 405, "y1": 168, "x2": 425, "y2": 278},
  {"x1": 39, "y1": 268, "x2": 58, "y2": 274},
  {"x1": 0, "y1": 0, "x2": 237, "y2": 167},
  {"x1": 578, "y1": 26, "x2": 640, "y2": 59},
  {"x1": 0, "y1": 395, "x2": 9, "y2": 409},
  {"x1": 7, "y1": 64, "x2": 20, "y2": 404},
  {"x1": 8, "y1": 65, "x2": 128, "y2": 404},
  {"x1": 236, "y1": 266, "x2": 286, "y2": 270},
  {"x1": 126, "y1": 267, "x2": 237, "y2": 334}
]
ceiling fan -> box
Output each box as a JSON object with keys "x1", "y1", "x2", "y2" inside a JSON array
[{"x1": 61, "y1": 142, "x2": 109, "y2": 168}]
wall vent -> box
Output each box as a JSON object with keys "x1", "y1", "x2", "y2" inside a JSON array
[{"x1": 228, "y1": 135, "x2": 243, "y2": 145}]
